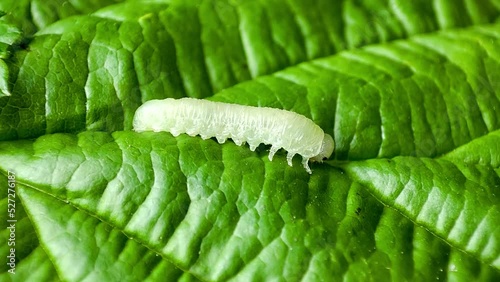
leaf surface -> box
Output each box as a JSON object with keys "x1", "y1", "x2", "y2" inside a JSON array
[
  {"x1": 1, "y1": 131, "x2": 499, "y2": 280},
  {"x1": 1, "y1": 0, "x2": 500, "y2": 281}
]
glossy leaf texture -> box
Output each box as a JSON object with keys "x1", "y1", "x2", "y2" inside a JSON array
[
  {"x1": 1, "y1": 0, "x2": 500, "y2": 281},
  {"x1": 341, "y1": 130, "x2": 500, "y2": 269},
  {"x1": 0, "y1": 131, "x2": 499, "y2": 281},
  {"x1": 0, "y1": 0, "x2": 125, "y2": 35},
  {"x1": 2, "y1": 0, "x2": 500, "y2": 140},
  {"x1": 0, "y1": 18, "x2": 22, "y2": 97}
]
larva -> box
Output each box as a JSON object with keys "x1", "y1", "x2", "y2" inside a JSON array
[{"x1": 133, "y1": 98, "x2": 334, "y2": 173}]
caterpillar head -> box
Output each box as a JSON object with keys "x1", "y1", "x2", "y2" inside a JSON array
[{"x1": 311, "y1": 134, "x2": 334, "y2": 162}]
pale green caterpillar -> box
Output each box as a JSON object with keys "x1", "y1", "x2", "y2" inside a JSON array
[{"x1": 133, "y1": 98, "x2": 334, "y2": 173}]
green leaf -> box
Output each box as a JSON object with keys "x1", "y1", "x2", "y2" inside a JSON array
[
  {"x1": 0, "y1": 173, "x2": 60, "y2": 282},
  {"x1": 0, "y1": 20, "x2": 22, "y2": 47},
  {"x1": 2, "y1": 0, "x2": 500, "y2": 141},
  {"x1": 0, "y1": 20, "x2": 23, "y2": 97},
  {"x1": 1, "y1": 0, "x2": 500, "y2": 280},
  {"x1": 0, "y1": 0, "x2": 125, "y2": 35},
  {"x1": 211, "y1": 22, "x2": 500, "y2": 161},
  {"x1": 1, "y1": 131, "x2": 499, "y2": 280},
  {"x1": 341, "y1": 130, "x2": 500, "y2": 268},
  {"x1": 0, "y1": 0, "x2": 124, "y2": 97},
  {"x1": 17, "y1": 184, "x2": 191, "y2": 281},
  {"x1": 0, "y1": 60, "x2": 11, "y2": 96}
]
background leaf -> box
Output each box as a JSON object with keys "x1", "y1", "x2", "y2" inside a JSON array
[
  {"x1": 2, "y1": 0, "x2": 500, "y2": 141},
  {"x1": 0, "y1": 0, "x2": 125, "y2": 36},
  {"x1": 0, "y1": 18, "x2": 23, "y2": 97}
]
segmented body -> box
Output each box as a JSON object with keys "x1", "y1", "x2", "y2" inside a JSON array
[{"x1": 133, "y1": 98, "x2": 334, "y2": 173}]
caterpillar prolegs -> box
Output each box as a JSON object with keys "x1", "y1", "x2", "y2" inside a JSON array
[{"x1": 133, "y1": 98, "x2": 334, "y2": 174}]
